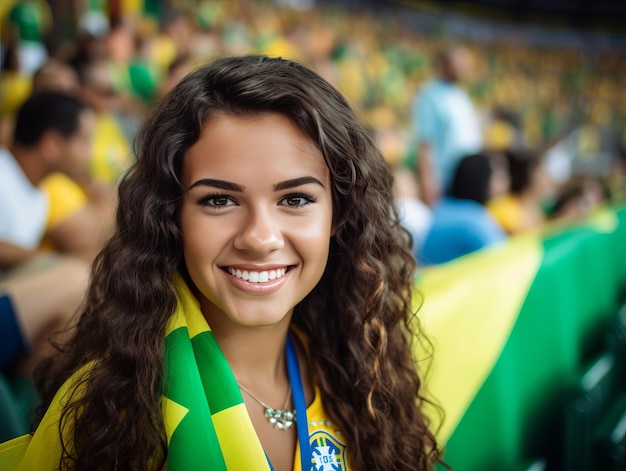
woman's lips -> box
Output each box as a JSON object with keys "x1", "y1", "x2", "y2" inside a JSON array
[{"x1": 222, "y1": 265, "x2": 293, "y2": 294}]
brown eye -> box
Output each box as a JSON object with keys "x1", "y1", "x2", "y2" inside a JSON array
[
  {"x1": 279, "y1": 192, "x2": 318, "y2": 208},
  {"x1": 286, "y1": 196, "x2": 305, "y2": 206},
  {"x1": 198, "y1": 194, "x2": 236, "y2": 208},
  {"x1": 211, "y1": 196, "x2": 230, "y2": 206}
]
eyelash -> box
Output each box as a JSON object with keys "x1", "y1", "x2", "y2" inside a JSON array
[
  {"x1": 280, "y1": 192, "x2": 318, "y2": 208},
  {"x1": 197, "y1": 193, "x2": 233, "y2": 208},
  {"x1": 196, "y1": 192, "x2": 318, "y2": 209}
]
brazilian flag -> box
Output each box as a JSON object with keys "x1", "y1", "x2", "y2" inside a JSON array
[
  {"x1": 0, "y1": 277, "x2": 272, "y2": 470},
  {"x1": 417, "y1": 203, "x2": 626, "y2": 470}
]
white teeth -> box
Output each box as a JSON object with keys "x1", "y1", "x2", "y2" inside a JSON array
[{"x1": 227, "y1": 267, "x2": 287, "y2": 283}]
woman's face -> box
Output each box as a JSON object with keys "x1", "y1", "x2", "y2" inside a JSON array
[{"x1": 180, "y1": 112, "x2": 334, "y2": 333}]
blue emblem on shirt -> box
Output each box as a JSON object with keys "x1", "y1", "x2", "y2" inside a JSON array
[{"x1": 310, "y1": 430, "x2": 347, "y2": 470}]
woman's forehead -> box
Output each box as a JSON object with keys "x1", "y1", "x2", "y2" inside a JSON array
[{"x1": 181, "y1": 112, "x2": 329, "y2": 187}]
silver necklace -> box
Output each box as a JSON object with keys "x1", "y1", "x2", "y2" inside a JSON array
[{"x1": 238, "y1": 382, "x2": 296, "y2": 431}]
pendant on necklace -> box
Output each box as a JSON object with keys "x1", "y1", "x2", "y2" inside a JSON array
[{"x1": 264, "y1": 406, "x2": 296, "y2": 430}]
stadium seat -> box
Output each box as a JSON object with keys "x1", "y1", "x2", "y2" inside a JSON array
[
  {"x1": 563, "y1": 351, "x2": 620, "y2": 471},
  {"x1": 593, "y1": 392, "x2": 626, "y2": 470},
  {"x1": 564, "y1": 302, "x2": 626, "y2": 471},
  {"x1": 605, "y1": 302, "x2": 626, "y2": 391},
  {"x1": 591, "y1": 303, "x2": 626, "y2": 470},
  {"x1": 0, "y1": 373, "x2": 29, "y2": 442},
  {"x1": 513, "y1": 458, "x2": 547, "y2": 471}
]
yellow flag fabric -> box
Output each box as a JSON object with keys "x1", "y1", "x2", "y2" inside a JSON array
[
  {"x1": 416, "y1": 235, "x2": 543, "y2": 443},
  {"x1": 0, "y1": 276, "x2": 269, "y2": 470}
]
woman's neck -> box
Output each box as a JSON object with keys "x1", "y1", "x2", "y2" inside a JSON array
[
  {"x1": 215, "y1": 324, "x2": 299, "y2": 471},
  {"x1": 211, "y1": 320, "x2": 292, "y2": 387}
]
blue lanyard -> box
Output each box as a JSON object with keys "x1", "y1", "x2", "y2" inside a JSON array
[
  {"x1": 287, "y1": 335, "x2": 311, "y2": 471},
  {"x1": 267, "y1": 335, "x2": 311, "y2": 471}
]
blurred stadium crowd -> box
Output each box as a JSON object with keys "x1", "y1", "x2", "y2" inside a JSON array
[{"x1": 1, "y1": 0, "x2": 626, "y2": 258}]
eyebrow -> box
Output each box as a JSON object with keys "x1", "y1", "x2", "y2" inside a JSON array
[
  {"x1": 273, "y1": 177, "x2": 325, "y2": 191},
  {"x1": 188, "y1": 179, "x2": 244, "y2": 192},
  {"x1": 189, "y1": 176, "x2": 325, "y2": 192}
]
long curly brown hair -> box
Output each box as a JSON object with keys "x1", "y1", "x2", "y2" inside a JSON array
[{"x1": 34, "y1": 55, "x2": 446, "y2": 470}]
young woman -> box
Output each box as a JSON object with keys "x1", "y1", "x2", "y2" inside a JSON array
[{"x1": 1, "y1": 55, "x2": 445, "y2": 470}]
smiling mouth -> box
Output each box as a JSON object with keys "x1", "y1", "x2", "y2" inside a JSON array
[{"x1": 225, "y1": 267, "x2": 290, "y2": 283}]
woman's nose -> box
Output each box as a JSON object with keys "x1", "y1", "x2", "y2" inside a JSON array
[{"x1": 233, "y1": 207, "x2": 285, "y2": 254}]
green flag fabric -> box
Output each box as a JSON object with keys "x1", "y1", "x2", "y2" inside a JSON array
[
  {"x1": 421, "y1": 205, "x2": 626, "y2": 470},
  {"x1": 0, "y1": 275, "x2": 271, "y2": 470},
  {"x1": 162, "y1": 275, "x2": 271, "y2": 470}
]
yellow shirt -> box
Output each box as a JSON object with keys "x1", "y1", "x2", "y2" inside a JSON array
[
  {"x1": 0, "y1": 72, "x2": 31, "y2": 117},
  {"x1": 37, "y1": 173, "x2": 87, "y2": 252},
  {"x1": 39, "y1": 173, "x2": 87, "y2": 232},
  {"x1": 487, "y1": 194, "x2": 524, "y2": 235},
  {"x1": 295, "y1": 386, "x2": 351, "y2": 470},
  {"x1": 91, "y1": 114, "x2": 132, "y2": 185}
]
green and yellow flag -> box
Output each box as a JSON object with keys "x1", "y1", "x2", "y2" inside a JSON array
[
  {"x1": 0, "y1": 276, "x2": 271, "y2": 470},
  {"x1": 419, "y1": 205, "x2": 626, "y2": 470}
]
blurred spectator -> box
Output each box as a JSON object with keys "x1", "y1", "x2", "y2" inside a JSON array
[
  {"x1": 0, "y1": 92, "x2": 94, "y2": 376},
  {"x1": 393, "y1": 166, "x2": 433, "y2": 263},
  {"x1": 611, "y1": 138, "x2": 626, "y2": 201},
  {"x1": 32, "y1": 58, "x2": 79, "y2": 94},
  {"x1": 158, "y1": 54, "x2": 196, "y2": 98},
  {"x1": 0, "y1": 44, "x2": 32, "y2": 147},
  {"x1": 487, "y1": 149, "x2": 551, "y2": 235},
  {"x1": 104, "y1": 19, "x2": 139, "y2": 104},
  {"x1": 547, "y1": 175, "x2": 609, "y2": 223},
  {"x1": 37, "y1": 171, "x2": 115, "y2": 261},
  {"x1": 77, "y1": 0, "x2": 109, "y2": 41},
  {"x1": 0, "y1": 92, "x2": 95, "y2": 256},
  {"x1": 74, "y1": 57, "x2": 133, "y2": 185},
  {"x1": 155, "y1": 10, "x2": 195, "y2": 70},
  {"x1": 0, "y1": 255, "x2": 88, "y2": 377},
  {"x1": 410, "y1": 45, "x2": 483, "y2": 207},
  {"x1": 3, "y1": 0, "x2": 52, "y2": 74},
  {"x1": 32, "y1": 59, "x2": 116, "y2": 260},
  {"x1": 483, "y1": 106, "x2": 525, "y2": 154},
  {"x1": 420, "y1": 152, "x2": 506, "y2": 265},
  {"x1": 128, "y1": 27, "x2": 163, "y2": 105}
]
